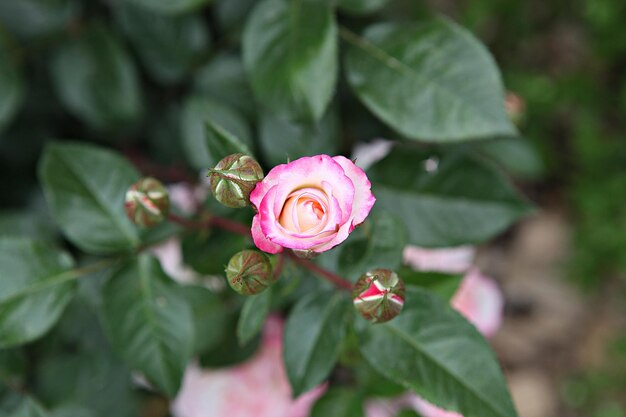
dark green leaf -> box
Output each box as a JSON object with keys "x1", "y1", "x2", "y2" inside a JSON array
[
  {"x1": 237, "y1": 288, "x2": 272, "y2": 346},
  {"x1": 344, "y1": 18, "x2": 515, "y2": 142},
  {"x1": 0, "y1": 238, "x2": 76, "y2": 348},
  {"x1": 337, "y1": 0, "x2": 389, "y2": 15},
  {"x1": 0, "y1": 32, "x2": 24, "y2": 133},
  {"x1": 205, "y1": 119, "x2": 253, "y2": 162},
  {"x1": 242, "y1": 0, "x2": 338, "y2": 121},
  {"x1": 10, "y1": 397, "x2": 49, "y2": 417},
  {"x1": 284, "y1": 290, "x2": 350, "y2": 396},
  {"x1": 258, "y1": 106, "x2": 339, "y2": 167},
  {"x1": 50, "y1": 24, "x2": 142, "y2": 130},
  {"x1": 179, "y1": 284, "x2": 227, "y2": 354},
  {"x1": 368, "y1": 145, "x2": 533, "y2": 246},
  {"x1": 181, "y1": 228, "x2": 249, "y2": 276},
  {"x1": 401, "y1": 270, "x2": 463, "y2": 301},
  {"x1": 194, "y1": 53, "x2": 255, "y2": 118},
  {"x1": 0, "y1": 0, "x2": 77, "y2": 38},
  {"x1": 215, "y1": 0, "x2": 257, "y2": 35},
  {"x1": 337, "y1": 209, "x2": 407, "y2": 281},
  {"x1": 181, "y1": 95, "x2": 252, "y2": 170},
  {"x1": 478, "y1": 136, "x2": 544, "y2": 180},
  {"x1": 310, "y1": 388, "x2": 364, "y2": 417},
  {"x1": 126, "y1": 0, "x2": 213, "y2": 15},
  {"x1": 114, "y1": 2, "x2": 210, "y2": 84},
  {"x1": 357, "y1": 286, "x2": 517, "y2": 417},
  {"x1": 39, "y1": 142, "x2": 140, "y2": 254},
  {"x1": 100, "y1": 254, "x2": 194, "y2": 396}
]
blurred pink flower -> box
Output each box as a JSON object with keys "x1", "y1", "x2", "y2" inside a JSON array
[
  {"x1": 172, "y1": 316, "x2": 326, "y2": 417},
  {"x1": 403, "y1": 246, "x2": 476, "y2": 274},
  {"x1": 351, "y1": 139, "x2": 394, "y2": 170},
  {"x1": 168, "y1": 182, "x2": 207, "y2": 215},
  {"x1": 451, "y1": 268, "x2": 504, "y2": 338},
  {"x1": 407, "y1": 397, "x2": 463, "y2": 417}
]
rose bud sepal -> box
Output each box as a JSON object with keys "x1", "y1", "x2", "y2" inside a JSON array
[
  {"x1": 208, "y1": 153, "x2": 264, "y2": 209},
  {"x1": 225, "y1": 249, "x2": 275, "y2": 295},
  {"x1": 124, "y1": 177, "x2": 170, "y2": 228},
  {"x1": 353, "y1": 269, "x2": 405, "y2": 324}
]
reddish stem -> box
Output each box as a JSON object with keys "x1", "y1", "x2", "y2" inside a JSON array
[{"x1": 167, "y1": 212, "x2": 354, "y2": 291}]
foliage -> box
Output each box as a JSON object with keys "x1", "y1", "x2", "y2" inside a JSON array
[{"x1": 0, "y1": 0, "x2": 539, "y2": 416}]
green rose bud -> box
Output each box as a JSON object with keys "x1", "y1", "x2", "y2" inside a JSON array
[
  {"x1": 208, "y1": 153, "x2": 264, "y2": 208},
  {"x1": 124, "y1": 177, "x2": 170, "y2": 228},
  {"x1": 225, "y1": 249, "x2": 275, "y2": 295},
  {"x1": 353, "y1": 269, "x2": 405, "y2": 324}
]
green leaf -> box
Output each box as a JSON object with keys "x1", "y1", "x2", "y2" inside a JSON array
[
  {"x1": 194, "y1": 53, "x2": 255, "y2": 118},
  {"x1": 114, "y1": 2, "x2": 210, "y2": 84},
  {"x1": 0, "y1": 32, "x2": 24, "y2": 133},
  {"x1": 0, "y1": 238, "x2": 76, "y2": 348},
  {"x1": 477, "y1": 136, "x2": 544, "y2": 180},
  {"x1": 0, "y1": 0, "x2": 77, "y2": 38},
  {"x1": 242, "y1": 0, "x2": 338, "y2": 121},
  {"x1": 337, "y1": 209, "x2": 407, "y2": 281},
  {"x1": 357, "y1": 286, "x2": 517, "y2": 417},
  {"x1": 258, "y1": 106, "x2": 340, "y2": 167},
  {"x1": 337, "y1": 0, "x2": 389, "y2": 15},
  {"x1": 284, "y1": 290, "x2": 350, "y2": 396},
  {"x1": 310, "y1": 388, "x2": 364, "y2": 417},
  {"x1": 100, "y1": 254, "x2": 194, "y2": 396},
  {"x1": 205, "y1": 119, "x2": 253, "y2": 162},
  {"x1": 400, "y1": 269, "x2": 463, "y2": 301},
  {"x1": 50, "y1": 23, "x2": 142, "y2": 130},
  {"x1": 368, "y1": 145, "x2": 533, "y2": 247},
  {"x1": 237, "y1": 288, "x2": 272, "y2": 346},
  {"x1": 10, "y1": 397, "x2": 50, "y2": 417},
  {"x1": 126, "y1": 0, "x2": 213, "y2": 15},
  {"x1": 344, "y1": 18, "x2": 515, "y2": 142},
  {"x1": 38, "y1": 142, "x2": 140, "y2": 254},
  {"x1": 181, "y1": 95, "x2": 252, "y2": 170},
  {"x1": 179, "y1": 284, "x2": 227, "y2": 354}
]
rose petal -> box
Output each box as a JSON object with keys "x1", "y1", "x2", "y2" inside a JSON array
[
  {"x1": 333, "y1": 156, "x2": 376, "y2": 228},
  {"x1": 403, "y1": 246, "x2": 476, "y2": 274},
  {"x1": 252, "y1": 214, "x2": 283, "y2": 254}
]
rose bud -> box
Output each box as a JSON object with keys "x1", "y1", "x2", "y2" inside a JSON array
[
  {"x1": 225, "y1": 249, "x2": 275, "y2": 295},
  {"x1": 208, "y1": 153, "x2": 264, "y2": 208},
  {"x1": 249, "y1": 155, "x2": 375, "y2": 254},
  {"x1": 353, "y1": 269, "x2": 405, "y2": 324},
  {"x1": 124, "y1": 177, "x2": 170, "y2": 228}
]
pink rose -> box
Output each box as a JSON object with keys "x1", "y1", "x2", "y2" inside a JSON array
[
  {"x1": 250, "y1": 155, "x2": 376, "y2": 254},
  {"x1": 172, "y1": 316, "x2": 325, "y2": 417}
]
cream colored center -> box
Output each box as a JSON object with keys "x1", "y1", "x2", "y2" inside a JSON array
[{"x1": 279, "y1": 189, "x2": 327, "y2": 233}]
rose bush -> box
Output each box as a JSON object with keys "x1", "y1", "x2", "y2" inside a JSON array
[{"x1": 250, "y1": 155, "x2": 375, "y2": 254}]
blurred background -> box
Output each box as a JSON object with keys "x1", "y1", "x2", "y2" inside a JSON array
[{"x1": 0, "y1": 0, "x2": 625, "y2": 417}]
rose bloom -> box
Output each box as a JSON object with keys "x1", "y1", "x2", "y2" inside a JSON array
[
  {"x1": 250, "y1": 155, "x2": 375, "y2": 254},
  {"x1": 172, "y1": 316, "x2": 325, "y2": 417}
]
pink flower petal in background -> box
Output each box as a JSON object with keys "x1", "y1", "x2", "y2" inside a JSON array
[
  {"x1": 403, "y1": 246, "x2": 476, "y2": 274},
  {"x1": 172, "y1": 317, "x2": 325, "y2": 417},
  {"x1": 407, "y1": 397, "x2": 463, "y2": 417},
  {"x1": 351, "y1": 139, "x2": 394, "y2": 170},
  {"x1": 451, "y1": 268, "x2": 504, "y2": 339}
]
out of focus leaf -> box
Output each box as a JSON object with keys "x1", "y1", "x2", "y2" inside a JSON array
[
  {"x1": 114, "y1": 2, "x2": 210, "y2": 84},
  {"x1": 10, "y1": 397, "x2": 50, "y2": 417},
  {"x1": 237, "y1": 288, "x2": 272, "y2": 346},
  {"x1": 358, "y1": 286, "x2": 517, "y2": 417},
  {"x1": 242, "y1": 0, "x2": 338, "y2": 121},
  {"x1": 368, "y1": 145, "x2": 533, "y2": 246},
  {"x1": 344, "y1": 18, "x2": 515, "y2": 142},
  {"x1": 0, "y1": 238, "x2": 75, "y2": 348},
  {"x1": 125, "y1": 0, "x2": 213, "y2": 15},
  {"x1": 0, "y1": 0, "x2": 78, "y2": 38},
  {"x1": 337, "y1": 0, "x2": 389, "y2": 15},
  {"x1": 215, "y1": 0, "x2": 257, "y2": 35},
  {"x1": 258, "y1": 106, "x2": 339, "y2": 167},
  {"x1": 50, "y1": 24, "x2": 142, "y2": 130},
  {"x1": 0, "y1": 32, "x2": 24, "y2": 133},
  {"x1": 399, "y1": 267, "x2": 463, "y2": 301},
  {"x1": 205, "y1": 120, "x2": 253, "y2": 162},
  {"x1": 478, "y1": 136, "x2": 544, "y2": 180},
  {"x1": 310, "y1": 388, "x2": 365, "y2": 417},
  {"x1": 194, "y1": 53, "x2": 255, "y2": 118},
  {"x1": 284, "y1": 290, "x2": 350, "y2": 396},
  {"x1": 39, "y1": 142, "x2": 140, "y2": 254},
  {"x1": 178, "y1": 284, "x2": 227, "y2": 354},
  {"x1": 101, "y1": 254, "x2": 194, "y2": 396},
  {"x1": 181, "y1": 95, "x2": 252, "y2": 170}
]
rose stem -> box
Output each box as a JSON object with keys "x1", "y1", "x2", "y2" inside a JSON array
[{"x1": 167, "y1": 213, "x2": 353, "y2": 291}]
